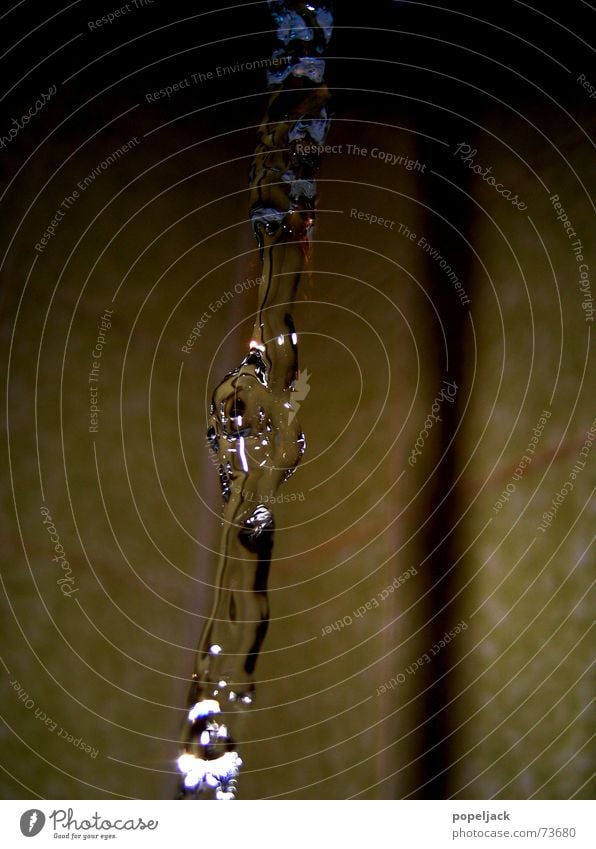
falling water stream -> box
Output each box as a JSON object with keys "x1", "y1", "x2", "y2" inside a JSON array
[{"x1": 177, "y1": 0, "x2": 334, "y2": 799}]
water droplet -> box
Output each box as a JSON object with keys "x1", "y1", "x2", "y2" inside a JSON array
[{"x1": 179, "y1": 0, "x2": 333, "y2": 800}]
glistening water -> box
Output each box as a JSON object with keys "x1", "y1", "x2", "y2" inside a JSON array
[{"x1": 177, "y1": 0, "x2": 334, "y2": 800}]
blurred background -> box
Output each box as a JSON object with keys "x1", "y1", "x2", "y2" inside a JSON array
[{"x1": 0, "y1": 0, "x2": 594, "y2": 799}]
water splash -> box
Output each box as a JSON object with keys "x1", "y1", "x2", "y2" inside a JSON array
[{"x1": 178, "y1": 1, "x2": 333, "y2": 799}]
